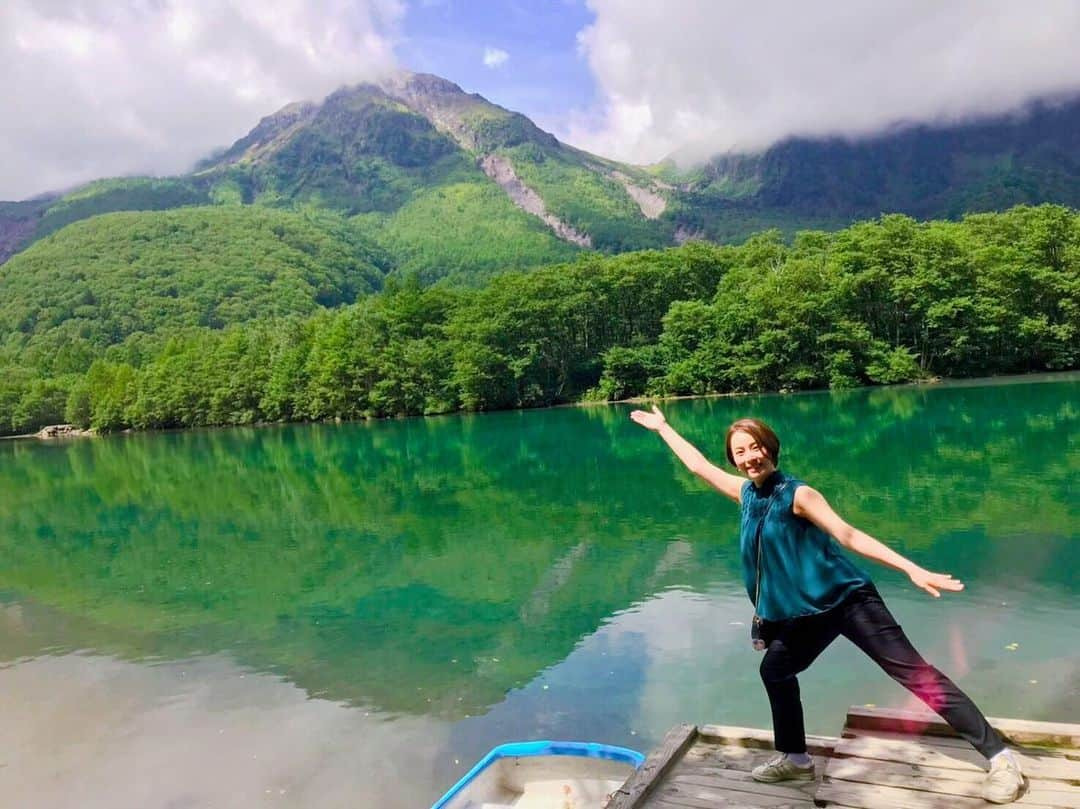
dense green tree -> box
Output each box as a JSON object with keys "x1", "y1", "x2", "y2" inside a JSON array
[
  {"x1": 0, "y1": 205, "x2": 387, "y2": 374},
  {"x1": 3, "y1": 205, "x2": 1075, "y2": 436}
]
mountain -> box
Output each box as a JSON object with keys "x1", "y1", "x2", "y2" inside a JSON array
[
  {"x1": 185, "y1": 71, "x2": 676, "y2": 266},
  {"x1": 0, "y1": 197, "x2": 56, "y2": 263},
  {"x1": 1, "y1": 72, "x2": 1078, "y2": 273},
  {"x1": 673, "y1": 98, "x2": 1080, "y2": 239},
  {"x1": 0, "y1": 206, "x2": 389, "y2": 372}
]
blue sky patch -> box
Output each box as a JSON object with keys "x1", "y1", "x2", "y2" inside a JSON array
[{"x1": 396, "y1": 0, "x2": 598, "y2": 127}]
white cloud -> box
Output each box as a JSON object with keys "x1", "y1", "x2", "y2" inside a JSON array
[
  {"x1": 483, "y1": 46, "x2": 509, "y2": 69},
  {"x1": 0, "y1": 0, "x2": 404, "y2": 200},
  {"x1": 563, "y1": 0, "x2": 1080, "y2": 165}
]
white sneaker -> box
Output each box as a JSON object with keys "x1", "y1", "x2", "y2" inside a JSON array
[
  {"x1": 982, "y1": 753, "x2": 1024, "y2": 804},
  {"x1": 751, "y1": 754, "x2": 815, "y2": 783}
]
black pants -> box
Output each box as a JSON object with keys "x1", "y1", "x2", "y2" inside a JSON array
[{"x1": 759, "y1": 583, "x2": 1005, "y2": 760}]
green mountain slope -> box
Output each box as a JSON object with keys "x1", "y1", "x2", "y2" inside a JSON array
[
  {"x1": 369, "y1": 182, "x2": 578, "y2": 285},
  {"x1": 0, "y1": 206, "x2": 387, "y2": 373},
  {"x1": 194, "y1": 77, "x2": 591, "y2": 281},
  {"x1": 677, "y1": 99, "x2": 1080, "y2": 233},
  {"x1": 0, "y1": 73, "x2": 674, "y2": 270},
  {"x1": 193, "y1": 73, "x2": 674, "y2": 263},
  {"x1": 35, "y1": 177, "x2": 213, "y2": 238},
  {"x1": 1, "y1": 73, "x2": 1078, "y2": 274},
  {"x1": 203, "y1": 85, "x2": 469, "y2": 212}
]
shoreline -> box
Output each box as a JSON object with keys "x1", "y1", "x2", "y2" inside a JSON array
[{"x1": 4, "y1": 368, "x2": 1077, "y2": 441}]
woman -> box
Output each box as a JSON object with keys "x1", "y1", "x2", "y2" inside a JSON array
[{"x1": 629, "y1": 406, "x2": 1024, "y2": 804}]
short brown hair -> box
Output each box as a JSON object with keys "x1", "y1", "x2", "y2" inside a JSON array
[{"x1": 725, "y1": 418, "x2": 781, "y2": 467}]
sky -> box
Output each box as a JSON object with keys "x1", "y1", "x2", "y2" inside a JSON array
[{"x1": 2, "y1": 0, "x2": 1080, "y2": 200}]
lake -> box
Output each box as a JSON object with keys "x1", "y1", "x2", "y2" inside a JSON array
[{"x1": 1, "y1": 373, "x2": 1077, "y2": 808}]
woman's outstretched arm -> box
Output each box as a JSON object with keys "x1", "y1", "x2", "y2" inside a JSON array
[
  {"x1": 630, "y1": 406, "x2": 744, "y2": 503},
  {"x1": 794, "y1": 486, "x2": 964, "y2": 598}
]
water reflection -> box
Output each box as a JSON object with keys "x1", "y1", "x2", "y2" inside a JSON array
[
  {"x1": 0, "y1": 374, "x2": 1077, "y2": 807},
  {"x1": 0, "y1": 645, "x2": 453, "y2": 809},
  {"x1": 3, "y1": 581, "x2": 1078, "y2": 808}
]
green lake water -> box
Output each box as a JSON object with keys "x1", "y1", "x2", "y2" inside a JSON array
[{"x1": 1, "y1": 373, "x2": 1077, "y2": 808}]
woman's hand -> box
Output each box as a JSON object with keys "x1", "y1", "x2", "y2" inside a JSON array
[
  {"x1": 908, "y1": 567, "x2": 964, "y2": 598},
  {"x1": 628, "y1": 405, "x2": 742, "y2": 502},
  {"x1": 630, "y1": 405, "x2": 667, "y2": 432}
]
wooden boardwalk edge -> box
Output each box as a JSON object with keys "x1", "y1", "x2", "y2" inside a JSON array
[
  {"x1": 821, "y1": 708, "x2": 1080, "y2": 809},
  {"x1": 608, "y1": 724, "x2": 839, "y2": 809},
  {"x1": 607, "y1": 723, "x2": 698, "y2": 809},
  {"x1": 698, "y1": 723, "x2": 838, "y2": 756},
  {"x1": 845, "y1": 705, "x2": 1080, "y2": 748},
  {"x1": 615, "y1": 707, "x2": 1080, "y2": 809}
]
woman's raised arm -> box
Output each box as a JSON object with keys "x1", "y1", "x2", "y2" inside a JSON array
[
  {"x1": 630, "y1": 406, "x2": 744, "y2": 503},
  {"x1": 793, "y1": 486, "x2": 964, "y2": 598}
]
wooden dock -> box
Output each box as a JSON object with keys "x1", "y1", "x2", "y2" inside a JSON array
[{"x1": 608, "y1": 706, "x2": 1080, "y2": 809}]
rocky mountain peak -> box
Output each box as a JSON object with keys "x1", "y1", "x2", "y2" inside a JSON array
[
  {"x1": 377, "y1": 70, "x2": 558, "y2": 154},
  {"x1": 199, "y1": 100, "x2": 319, "y2": 170},
  {"x1": 379, "y1": 70, "x2": 471, "y2": 102}
]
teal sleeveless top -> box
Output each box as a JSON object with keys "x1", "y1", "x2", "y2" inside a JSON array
[{"x1": 740, "y1": 470, "x2": 869, "y2": 621}]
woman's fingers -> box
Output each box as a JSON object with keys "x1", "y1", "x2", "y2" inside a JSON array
[
  {"x1": 912, "y1": 569, "x2": 965, "y2": 598},
  {"x1": 629, "y1": 407, "x2": 665, "y2": 430},
  {"x1": 916, "y1": 571, "x2": 964, "y2": 597},
  {"x1": 933, "y1": 573, "x2": 964, "y2": 591}
]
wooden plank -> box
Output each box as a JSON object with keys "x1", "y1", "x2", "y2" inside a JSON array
[
  {"x1": 647, "y1": 794, "x2": 811, "y2": 809},
  {"x1": 638, "y1": 741, "x2": 826, "y2": 808},
  {"x1": 835, "y1": 733, "x2": 985, "y2": 771},
  {"x1": 669, "y1": 771, "x2": 819, "y2": 802},
  {"x1": 648, "y1": 778, "x2": 817, "y2": 809},
  {"x1": 825, "y1": 755, "x2": 986, "y2": 786},
  {"x1": 1015, "y1": 784, "x2": 1080, "y2": 809},
  {"x1": 646, "y1": 800, "x2": 762, "y2": 809},
  {"x1": 645, "y1": 800, "x2": 761, "y2": 809},
  {"x1": 608, "y1": 723, "x2": 698, "y2": 809},
  {"x1": 846, "y1": 705, "x2": 1080, "y2": 748},
  {"x1": 682, "y1": 742, "x2": 763, "y2": 765},
  {"x1": 679, "y1": 747, "x2": 829, "y2": 776},
  {"x1": 643, "y1": 744, "x2": 828, "y2": 809},
  {"x1": 679, "y1": 744, "x2": 830, "y2": 793},
  {"x1": 816, "y1": 779, "x2": 987, "y2": 809},
  {"x1": 843, "y1": 726, "x2": 977, "y2": 749},
  {"x1": 643, "y1": 790, "x2": 807, "y2": 803},
  {"x1": 633, "y1": 713, "x2": 1080, "y2": 809},
  {"x1": 818, "y1": 776, "x2": 1080, "y2": 809},
  {"x1": 681, "y1": 743, "x2": 803, "y2": 768},
  {"x1": 834, "y1": 733, "x2": 1080, "y2": 781},
  {"x1": 697, "y1": 724, "x2": 837, "y2": 756},
  {"x1": 823, "y1": 757, "x2": 1080, "y2": 807},
  {"x1": 845, "y1": 726, "x2": 1080, "y2": 764}
]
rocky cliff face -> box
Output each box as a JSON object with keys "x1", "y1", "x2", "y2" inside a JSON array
[
  {"x1": 480, "y1": 155, "x2": 592, "y2": 247},
  {"x1": 0, "y1": 198, "x2": 55, "y2": 265},
  {"x1": 199, "y1": 101, "x2": 319, "y2": 170},
  {"x1": 378, "y1": 71, "x2": 559, "y2": 154}
]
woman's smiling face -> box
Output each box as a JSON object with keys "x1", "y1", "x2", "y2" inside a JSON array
[{"x1": 728, "y1": 429, "x2": 776, "y2": 484}]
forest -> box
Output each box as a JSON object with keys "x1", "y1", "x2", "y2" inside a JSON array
[{"x1": 0, "y1": 204, "x2": 1075, "y2": 435}]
